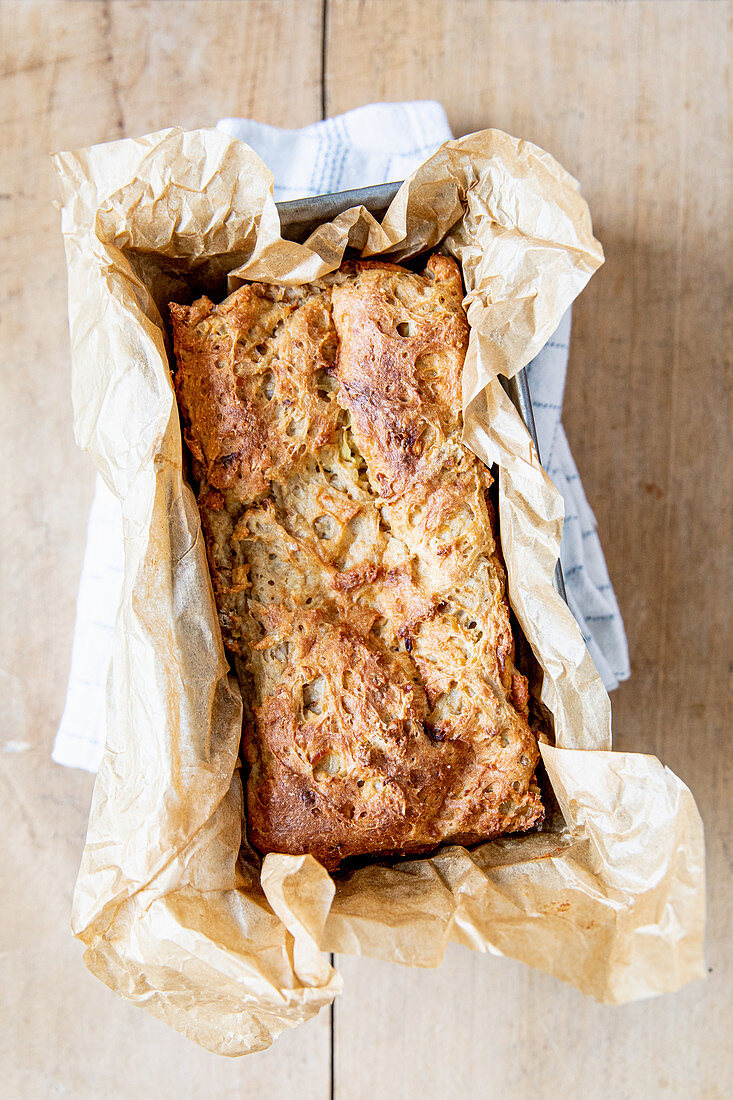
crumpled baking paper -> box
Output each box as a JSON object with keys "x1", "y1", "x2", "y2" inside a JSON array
[{"x1": 54, "y1": 127, "x2": 705, "y2": 1056}]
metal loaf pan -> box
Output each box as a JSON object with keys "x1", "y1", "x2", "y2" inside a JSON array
[{"x1": 276, "y1": 182, "x2": 567, "y2": 601}]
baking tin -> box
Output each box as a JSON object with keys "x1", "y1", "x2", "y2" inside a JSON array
[
  {"x1": 277, "y1": 181, "x2": 401, "y2": 242},
  {"x1": 276, "y1": 182, "x2": 567, "y2": 601}
]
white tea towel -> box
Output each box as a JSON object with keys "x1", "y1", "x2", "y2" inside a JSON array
[
  {"x1": 53, "y1": 102, "x2": 628, "y2": 772},
  {"x1": 525, "y1": 310, "x2": 630, "y2": 690},
  {"x1": 53, "y1": 476, "x2": 123, "y2": 771},
  {"x1": 217, "y1": 101, "x2": 454, "y2": 201}
]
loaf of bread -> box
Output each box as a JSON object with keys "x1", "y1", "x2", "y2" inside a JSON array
[{"x1": 170, "y1": 254, "x2": 543, "y2": 870}]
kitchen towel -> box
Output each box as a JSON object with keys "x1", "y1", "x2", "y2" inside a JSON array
[{"x1": 53, "y1": 100, "x2": 629, "y2": 772}]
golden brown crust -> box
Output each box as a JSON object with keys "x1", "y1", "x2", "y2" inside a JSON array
[
  {"x1": 332, "y1": 254, "x2": 467, "y2": 499},
  {"x1": 170, "y1": 254, "x2": 543, "y2": 870},
  {"x1": 170, "y1": 281, "x2": 340, "y2": 500}
]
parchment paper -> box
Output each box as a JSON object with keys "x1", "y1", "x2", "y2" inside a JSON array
[{"x1": 54, "y1": 127, "x2": 705, "y2": 1055}]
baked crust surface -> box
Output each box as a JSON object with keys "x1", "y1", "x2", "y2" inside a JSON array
[{"x1": 170, "y1": 254, "x2": 543, "y2": 869}]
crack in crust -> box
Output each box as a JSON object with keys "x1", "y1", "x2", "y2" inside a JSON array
[{"x1": 170, "y1": 254, "x2": 543, "y2": 870}]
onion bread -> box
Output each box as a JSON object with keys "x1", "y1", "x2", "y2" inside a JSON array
[{"x1": 169, "y1": 254, "x2": 543, "y2": 870}]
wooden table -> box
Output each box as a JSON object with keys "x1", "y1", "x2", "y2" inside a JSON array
[{"x1": 1, "y1": 2, "x2": 730, "y2": 1096}]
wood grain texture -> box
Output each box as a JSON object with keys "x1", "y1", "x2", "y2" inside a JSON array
[
  {"x1": 1, "y1": 0, "x2": 730, "y2": 1096},
  {"x1": 326, "y1": 2, "x2": 731, "y2": 1098},
  {"x1": 0, "y1": 2, "x2": 329, "y2": 1097}
]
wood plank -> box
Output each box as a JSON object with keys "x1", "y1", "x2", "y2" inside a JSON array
[
  {"x1": 0, "y1": 1, "x2": 330, "y2": 1095},
  {"x1": 326, "y1": 3, "x2": 731, "y2": 1097}
]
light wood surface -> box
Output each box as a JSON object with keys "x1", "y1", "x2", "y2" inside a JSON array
[{"x1": 1, "y1": 2, "x2": 730, "y2": 1098}]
